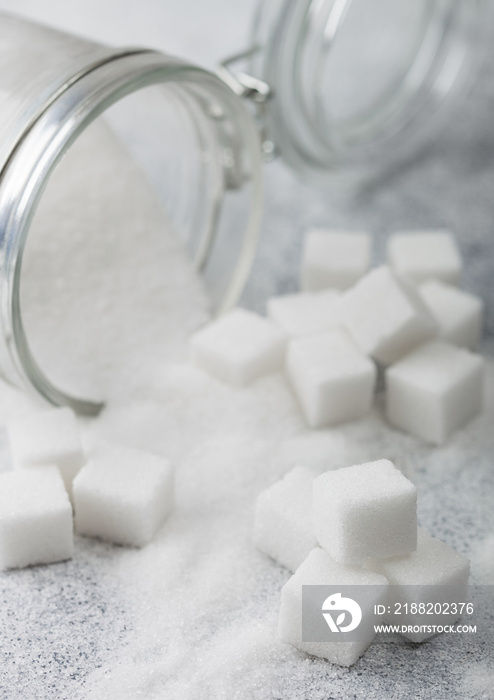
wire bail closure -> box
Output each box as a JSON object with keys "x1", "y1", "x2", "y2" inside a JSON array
[{"x1": 217, "y1": 47, "x2": 276, "y2": 161}]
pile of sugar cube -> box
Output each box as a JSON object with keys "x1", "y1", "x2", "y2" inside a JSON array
[
  {"x1": 190, "y1": 229, "x2": 485, "y2": 445},
  {"x1": 0, "y1": 407, "x2": 174, "y2": 571},
  {"x1": 254, "y1": 460, "x2": 470, "y2": 666}
]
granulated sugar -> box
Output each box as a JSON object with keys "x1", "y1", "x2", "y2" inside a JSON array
[
  {"x1": 21, "y1": 118, "x2": 209, "y2": 402},
  {"x1": 0, "y1": 121, "x2": 492, "y2": 699},
  {"x1": 79, "y1": 366, "x2": 494, "y2": 700}
]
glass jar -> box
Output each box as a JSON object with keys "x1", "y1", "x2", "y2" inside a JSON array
[
  {"x1": 0, "y1": 2, "x2": 486, "y2": 414},
  {"x1": 0, "y1": 13, "x2": 263, "y2": 415}
]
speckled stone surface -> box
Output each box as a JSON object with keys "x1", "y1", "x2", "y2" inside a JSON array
[{"x1": 0, "y1": 2, "x2": 493, "y2": 699}]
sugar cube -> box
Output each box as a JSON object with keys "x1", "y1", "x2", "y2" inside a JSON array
[
  {"x1": 286, "y1": 329, "x2": 376, "y2": 428},
  {"x1": 278, "y1": 548, "x2": 388, "y2": 666},
  {"x1": 367, "y1": 528, "x2": 470, "y2": 642},
  {"x1": 387, "y1": 230, "x2": 462, "y2": 285},
  {"x1": 419, "y1": 280, "x2": 483, "y2": 350},
  {"x1": 313, "y1": 460, "x2": 417, "y2": 565},
  {"x1": 267, "y1": 290, "x2": 341, "y2": 337},
  {"x1": 8, "y1": 407, "x2": 85, "y2": 498},
  {"x1": 189, "y1": 308, "x2": 286, "y2": 387},
  {"x1": 73, "y1": 443, "x2": 174, "y2": 547},
  {"x1": 253, "y1": 466, "x2": 317, "y2": 572},
  {"x1": 301, "y1": 230, "x2": 371, "y2": 292},
  {"x1": 386, "y1": 340, "x2": 484, "y2": 445},
  {"x1": 338, "y1": 266, "x2": 437, "y2": 365},
  {"x1": 0, "y1": 469, "x2": 73, "y2": 570}
]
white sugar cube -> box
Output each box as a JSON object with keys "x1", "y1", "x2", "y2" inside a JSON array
[
  {"x1": 253, "y1": 466, "x2": 317, "y2": 572},
  {"x1": 189, "y1": 308, "x2": 286, "y2": 387},
  {"x1": 313, "y1": 460, "x2": 417, "y2": 565},
  {"x1": 419, "y1": 280, "x2": 483, "y2": 350},
  {"x1": 73, "y1": 443, "x2": 174, "y2": 547},
  {"x1": 8, "y1": 407, "x2": 85, "y2": 498},
  {"x1": 338, "y1": 266, "x2": 437, "y2": 365},
  {"x1": 367, "y1": 528, "x2": 470, "y2": 642},
  {"x1": 386, "y1": 340, "x2": 484, "y2": 445},
  {"x1": 278, "y1": 548, "x2": 388, "y2": 666},
  {"x1": 286, "y1": 329, "x2": 376, "y2": 428},
  {"x1": 267, "y1": 290, "x2": 341, "y2": 337},
  {"x1": 387, "y1": 230, "x2": 462, "y2": 285},
  {"x1": 0, "y1": 469, "x2": 73, "y2": 570},
  {"x1": 301, "y1": 230, "x2": 371, "y2": 292}
]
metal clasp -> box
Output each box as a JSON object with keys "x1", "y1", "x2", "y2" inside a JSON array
[{"x1": 217, "y1": 47, "x2": 276, "y2": 161}]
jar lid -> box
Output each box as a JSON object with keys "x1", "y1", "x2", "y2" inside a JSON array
[{"x1": 249, "y1": 0, "x2": 486, "y2": 182}]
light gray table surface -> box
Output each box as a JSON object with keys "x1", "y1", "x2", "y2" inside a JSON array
[{"x1": 0, "y1": 2, "x2": 493, "y2": 699}]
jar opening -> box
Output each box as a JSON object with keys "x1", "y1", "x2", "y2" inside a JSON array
[{"x1": 0, "y1": 50, "x2": 262, "y2": 413}]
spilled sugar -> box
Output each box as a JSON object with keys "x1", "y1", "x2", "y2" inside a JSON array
[
  {"x1": 0, "y1": 120, "x2": 492, "y2": 699},
  {"x1": 80, "y1": 365, "x2": 494, "y2": 700}
]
